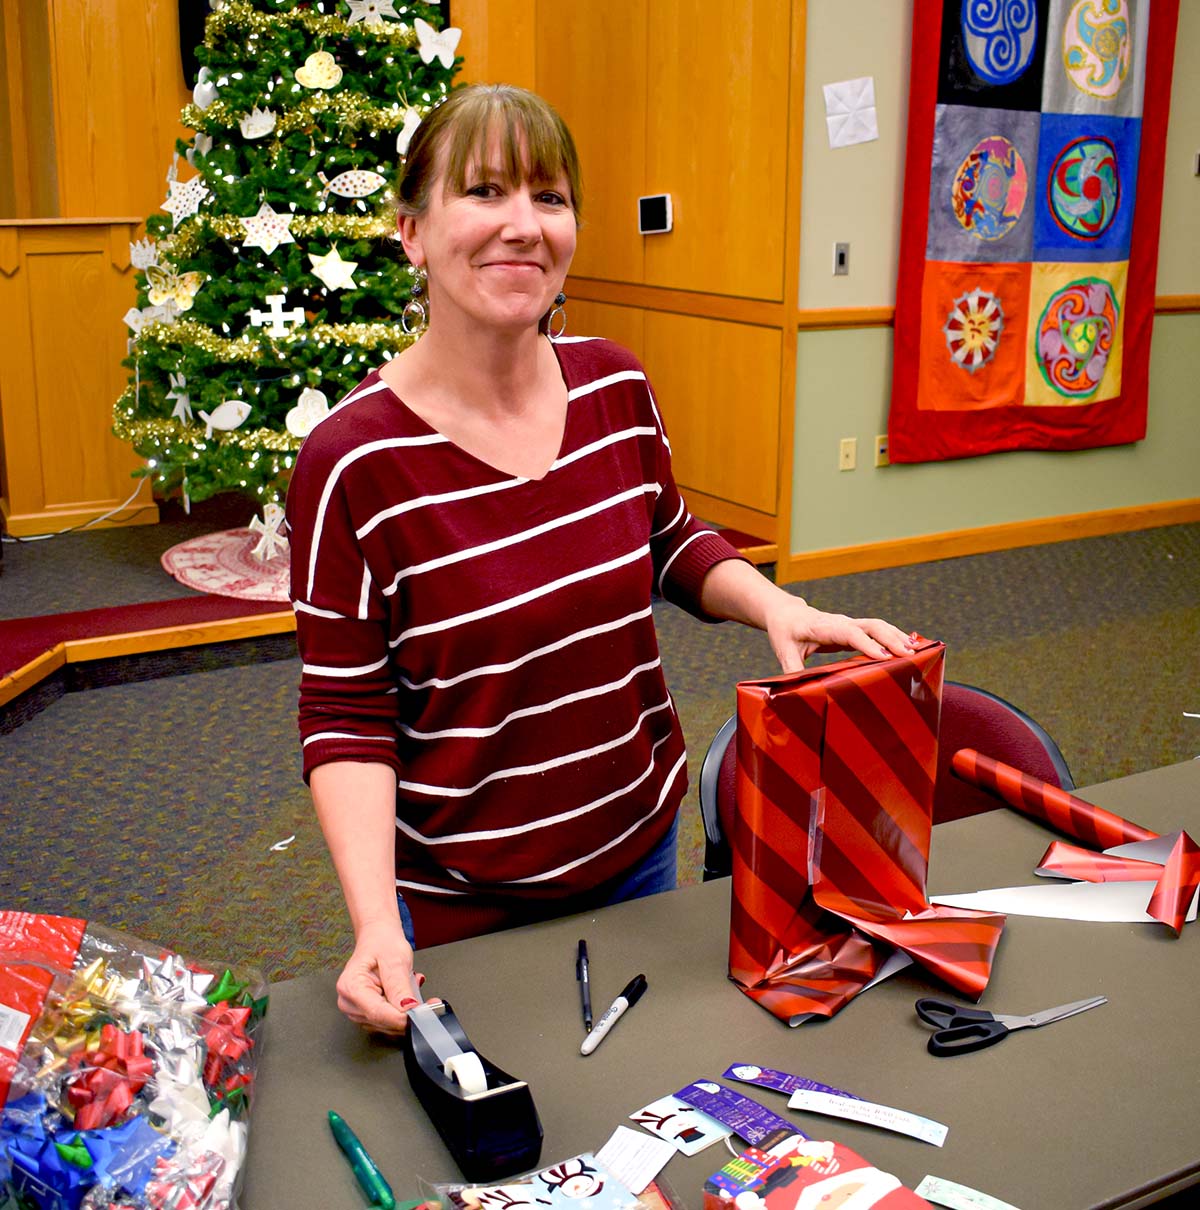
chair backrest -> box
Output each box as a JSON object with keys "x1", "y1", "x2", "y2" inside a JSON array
[
  {"x1": 933, "y1": 681, "x2": 1074, "y2": 823},
  {"x1": 697, "y1": 680, "x2": 1074, "y2": 879}
]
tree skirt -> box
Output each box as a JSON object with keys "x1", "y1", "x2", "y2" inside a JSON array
[{"x1": 161, "y1": 528, "x2": 291, "y2": 603}]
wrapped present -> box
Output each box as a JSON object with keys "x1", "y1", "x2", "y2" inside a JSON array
[
  {"x1": 0, "y1": 913, "x2": 266, "y2": 1210},
  {"x1": 730, "y1": 640, "x2": 1007, "y2": 1024}
]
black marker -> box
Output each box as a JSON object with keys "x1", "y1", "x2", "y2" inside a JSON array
[
  {"x1": 576, "y1": 940, "x2": 592, "y2": 1031},
  {"x1": 580, "y1": 974, "x2": 647, "y2": 1056}
]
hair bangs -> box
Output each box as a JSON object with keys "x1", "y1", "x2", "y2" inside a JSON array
[{"x1": 443, "y1": 92, "x2": 581, "y2": 214}]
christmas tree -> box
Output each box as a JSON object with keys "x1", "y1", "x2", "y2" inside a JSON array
[{"x1": 113, "y1": 0, "x2": 461, "y2": 525}]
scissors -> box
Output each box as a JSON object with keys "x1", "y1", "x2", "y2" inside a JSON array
[{"x1": 915, "y1": 995, "x2": 1107, "y2": 1056}]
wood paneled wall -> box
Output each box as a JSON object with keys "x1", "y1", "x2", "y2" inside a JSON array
[
  {"x1": 1, "y1": 0, "x2": 191, "y2": 221},
  {"x1": 459, "y1": 0, "x2": 805, "y2": 554},
  {"x1": 0, "y1": 1, "x2": 187, "y2": 534},
  {"x1": 0, "y1": 220, "x2": 156, "y2": 535}
]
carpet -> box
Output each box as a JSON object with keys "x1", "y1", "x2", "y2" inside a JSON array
[{"x1": 160, "y1": 528, "x2": 291, "y2": 603}]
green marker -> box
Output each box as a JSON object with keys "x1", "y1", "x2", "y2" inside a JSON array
[{"x1": 329, "y1": 1110, "x2": 396, "y2": 1210}]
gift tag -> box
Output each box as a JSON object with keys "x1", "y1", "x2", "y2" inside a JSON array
[{"x1": 629, "y1": 1094, "x2": 731, "y2": 1156}]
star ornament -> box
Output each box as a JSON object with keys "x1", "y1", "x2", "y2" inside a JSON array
[
  {"x1": 239, "y1": 201, "x2": 295, "y2": 256},
  {"x1": 161, "y1": 175, "x2": 210, "y2": 228},
  {"x1": 308, "y1": 244, "x2": 359, "y2": 291},
  {"x1": 345, "y1": 0, "x2": 400, "y2": 24}
]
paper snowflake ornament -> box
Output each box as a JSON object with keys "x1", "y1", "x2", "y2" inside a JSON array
[
  {"x1": 248, "y1": 503, "x2": 289, "y2": 561},
  {"x1": 308, "y1": 245, "x2": 359, "y2": 291},
  {"x1": 295, "y1": 51, "x2": 343, "y2": 90},
  {"x1": 319, "y1": 169, "x2": 387, "y2": 202},
  {"x1": 239, "y1": 106, "x2": 277, "y2": 139},
  {"x1": 166, "y1": 373, "x2": 193, "y2": 423},
  {"x1": 396, "y1": 107, "x2": 422, "y2": 155},
  {"x1": 161, "y1": 175, "x2": 210, "y2": 228},
  {"x1": 345, "y1": 0, "x2": 400, "y2": 24},
  {"x1": 130, "y1": 238, "x2": 159, "y2": 270},
  {"x1": 239, "y1": 202, "x2": 295, "y2": 255},
  {"x1": 285, "y1": 386, "x2": 331, "y2": 437},
  {"x1": 248, "y1": 293, "x2": 306, "y2": 338},
  {"x1": 414, "y1": 18, "x2": 461, "y2": 68}
]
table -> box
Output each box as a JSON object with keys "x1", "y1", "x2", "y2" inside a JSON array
[{"x1": 243, "y1": 759, "x2": 1200, "y2": 1210}]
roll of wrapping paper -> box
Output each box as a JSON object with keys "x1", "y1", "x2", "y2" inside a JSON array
[
  {"x1": 950, "y1": 749, "x2": 1159, "y2": 848},
  {"x1": 952, "y1": 748, "x2": 1200, "y2": 934}
]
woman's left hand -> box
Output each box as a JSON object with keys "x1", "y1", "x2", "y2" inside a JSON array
[{"x1": 764, "y1": 596, "x2": 915, "y2": 674}]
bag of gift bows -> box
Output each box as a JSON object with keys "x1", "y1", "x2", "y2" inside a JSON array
[{"x1": 0, "y1": 911, "x2": 267, "y2": 1210}]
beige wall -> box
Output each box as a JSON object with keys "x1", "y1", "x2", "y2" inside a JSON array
[{"x1": 789, "y1": 0, "x2": 1200, "y2": 558}]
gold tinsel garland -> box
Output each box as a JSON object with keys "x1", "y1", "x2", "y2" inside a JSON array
[
  {"x1": 204, "y1": 0, "x2": 418, "y2": 46},
  {"x1": 112, "y1": 405, "x2": 304, "y2": 454},
  {"x1": 181, "y1": 90, "x2": 419, "y2": 139},
  {"x1": 130, "y1": 318, "x2": 413, "y2": 360},
  {"x1": 157, "y1": 212, "x2": 395, "y2": 259}
]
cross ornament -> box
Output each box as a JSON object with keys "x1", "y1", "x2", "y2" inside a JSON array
[{"x1": 249, "y1": 294, "x2": 306, "y2": 338}]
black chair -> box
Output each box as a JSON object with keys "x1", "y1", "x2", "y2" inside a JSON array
[{"x1": 698, "y1": 681, "x2": 1074, "y2": 881}]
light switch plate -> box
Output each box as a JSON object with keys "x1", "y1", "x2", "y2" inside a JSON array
[{"x1": 833, "y1": 242, "x2": 850, "y2": 276}]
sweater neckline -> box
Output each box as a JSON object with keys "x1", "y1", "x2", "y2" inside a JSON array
[{"x1": 373, "y1": 337, "x2": 577, "y2": 485}]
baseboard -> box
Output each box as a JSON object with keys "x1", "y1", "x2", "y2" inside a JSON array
[{"x1": 780, "y1": 498, "x2": 1200, "y2": 582}]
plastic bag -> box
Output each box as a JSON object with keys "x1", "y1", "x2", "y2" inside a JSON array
[{"x1": 0, "y1": 911, "x2": 266, "y2": 1210}]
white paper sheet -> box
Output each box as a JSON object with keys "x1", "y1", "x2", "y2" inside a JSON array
[
  {"x1": 823, "y1": 76, "x2": 878, "y2": 148},
  {"x1": 932, "y1": 879, "x2": 1198, "y2": 924},
  {"x1": 595, "y1": 1125, "x2": 676, "y2": 1195}
]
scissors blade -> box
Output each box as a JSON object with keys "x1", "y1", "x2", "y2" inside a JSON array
[{"x1": 1002, "y1": 995, "x2": 1107, "y2": 1031}]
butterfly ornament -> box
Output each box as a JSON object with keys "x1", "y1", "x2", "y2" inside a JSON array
[
  {"x1": 414, "y1": 18, "x2": 461, "y2": 69},
  {"x1": 146, "y1": 265, "x2": 204, "y2": 313}
]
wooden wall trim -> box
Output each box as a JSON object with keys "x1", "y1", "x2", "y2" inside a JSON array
[
  {"x1": 773, "y1": 0, "x2": 805, "y2": 577},
  {"x1": 795, "y1": 306, "x2": 894, "y2": 329},
  {"x1": 566, "y1": 276, "x2": 785, "y2": 327},
  {"x1": 779, "y1": 497, "x2": 1200, "y2": 583},
  {"x1": 1155, "y1": 294, "x2": 1200, "y2": 314},
  {"x1": 794, "y1": 295, "x2": 1200, "y2": 330}
]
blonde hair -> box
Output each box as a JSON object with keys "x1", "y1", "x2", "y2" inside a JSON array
[{"x1": 397, "y1": 83, "x2": 582, "y2": 221}]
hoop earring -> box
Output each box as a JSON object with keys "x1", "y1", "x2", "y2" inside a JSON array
[
  {"x1": 402, "y1": 268, "x2": 427, "y2": 336},
  {"x1": 547, "y1": 291, "x2": 567, "y2": 339}
]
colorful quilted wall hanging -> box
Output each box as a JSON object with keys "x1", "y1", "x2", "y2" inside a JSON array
[{"x1": 889, "y1": 0, "x2": 1179, "y2": 462}]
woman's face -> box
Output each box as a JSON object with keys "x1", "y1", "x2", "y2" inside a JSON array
[{"x1": 399, "y1": 136, "x2": 577, "y2": 337}]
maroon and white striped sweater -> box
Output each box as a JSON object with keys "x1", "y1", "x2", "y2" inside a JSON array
[{"x1": 286, "y1": 336, "x2": 741, "y2": 928}]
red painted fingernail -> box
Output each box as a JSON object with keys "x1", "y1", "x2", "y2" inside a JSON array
[{"x1": 400, "y1": 997, "x2": 419, "y2": 1008}]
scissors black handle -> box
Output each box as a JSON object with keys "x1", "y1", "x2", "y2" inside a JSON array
[{"x1": 915, "y1": 998, "x2": 1009, "y2": 1056}]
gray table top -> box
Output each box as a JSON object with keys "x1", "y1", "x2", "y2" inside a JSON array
[{"x1": 242, "y1": 759, "x2": 1200, "y2": 1210}]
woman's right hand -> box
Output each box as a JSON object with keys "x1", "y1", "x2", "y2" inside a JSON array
[{"x1": 335, "y1": 916, "x2": 425, "y2": 1034}]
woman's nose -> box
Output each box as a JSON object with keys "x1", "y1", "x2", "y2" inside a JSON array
[{"x1": 499, "y1": 191, "x2": 542, "y2": 243}]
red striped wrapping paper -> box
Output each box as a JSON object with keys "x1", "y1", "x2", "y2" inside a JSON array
[
  {"x1": 729, "y1": 641, "x2": 1006, "y2": 1023},
  {"x1": 951, "y1": 750, "x2": 1200, "y2": 934}
]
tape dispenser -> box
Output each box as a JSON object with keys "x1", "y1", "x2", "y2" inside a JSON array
[{"x1": 403, "y1": 990, "x2": 543, "y2": 1182}]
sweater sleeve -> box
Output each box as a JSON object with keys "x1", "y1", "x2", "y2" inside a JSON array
[
  {"x1": 285, "y1": 432, "x2": 402, "y2": 784},
  {"x1": 642, "y1": 375, "x2": 747, "y2": 620}
]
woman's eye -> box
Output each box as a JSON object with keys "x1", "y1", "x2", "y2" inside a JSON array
[
  {"x1": 467, "y1": 183, "x2": 500, "y2": 198},
  {"x1": 537, "y1": 191, "x2": 567, "y2": 207}
]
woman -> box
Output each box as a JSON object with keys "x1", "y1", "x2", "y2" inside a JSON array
[{"x1": 286, "y1": 84, "x2": 913, "y2": 1033}]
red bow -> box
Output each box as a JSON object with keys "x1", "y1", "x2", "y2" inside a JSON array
[
  {"x1": 200, "y1": 1001, "x2": 253, "y2": 1087},
  {"x1": 66, "y1": 1024, "x2": 154, "y2": 1129}
]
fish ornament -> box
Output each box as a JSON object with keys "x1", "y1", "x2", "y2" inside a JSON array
[
  {"x1": 318, "y1": 169, "x2": 388, "y2": 203},
  {"x1": 198, "y1": 400, "x2": 252, "y2": 439}
]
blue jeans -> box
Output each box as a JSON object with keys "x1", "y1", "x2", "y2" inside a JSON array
[{"x1": 396, "y1": 814, "x2": 679, "y2": 947}]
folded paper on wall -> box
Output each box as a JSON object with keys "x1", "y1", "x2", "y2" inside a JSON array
[
  {"x1": 729, "y1": 641, "x2": 1006, "y2": 1025},
  {"x1": 948, "y1": 750, "x2": 1200, "y2": 933}
]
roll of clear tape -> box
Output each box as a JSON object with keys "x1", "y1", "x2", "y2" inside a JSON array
[{"x1": 443, "y1": 1050, "x2": 487, "y2": 1095}]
